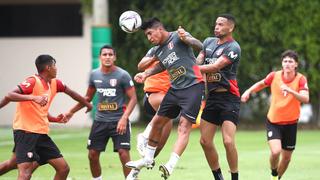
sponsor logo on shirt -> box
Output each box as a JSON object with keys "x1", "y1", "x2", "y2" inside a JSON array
[
  {"x1": 206, "y1": 72, "x2": 221, "y2": 82},
  {"x1": 169, "y1": 66, "x2": 186, "y2": 81},
  {"x1": 94, "y1": 80, "x2": 103, "y2": 83},
  {"x1": 205, "y1": 57, "x2": 218, "y2": 64},
  {"x1": 97, "y1": 88, "x2": 116, "y2": 97},
  {"x1": 98, "y1": 102, "x2": 118, "y2": 111},
  {"x1": 162, "y1": 52, "x2": 179, "y2": 66},
  {"x1": 228, "y1": 51, "x2": 238, "y2": 59}
]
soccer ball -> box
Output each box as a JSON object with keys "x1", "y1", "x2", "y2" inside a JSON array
[{"x1": 119, "y1": 11, "x2": 142, "y2": 33}]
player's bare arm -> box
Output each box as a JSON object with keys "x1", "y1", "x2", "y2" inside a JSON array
[
  {"x1": 241, "y1": 80, "x2": 267, "y2": 103},
  {"x1": 64, "y1": 86, "x2": 92, "y2": 113},
  {"x1": 6, "y1": 87, "x2": 48, "y2": 106},
  {"x1": 199, "y1": 55, "x2": 231, "y2": 73},
  {"x1": 196, "y1": 51, "x2": 205, "y2": 65},
  {"x1": 135, "y1": 63, "x2": 166, "y2": 83},
  {"x1": 64, "y1": 86, "x2": 96, "y2": 122},
  {"x1": 177, "y1": 26, "x2": 203, "y2": 51},
  {"x1": 0, "y1": 96, "x2": 10, "y2": 109},
  {"x1": 138, "y1": 56, "x2": 158, "y2": 71},
  {"x1": 117, "y1": 86, "x2": 137, "y2": 135}
]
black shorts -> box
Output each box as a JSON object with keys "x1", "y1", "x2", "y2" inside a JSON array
[
  {"x1": 201, "y1": 91, "x2": 240, "y2": 126},
  {"x1": 157, "y1": 82, "x2": 204, "y2": 123},
  {"x1": 87, "y1": 121, "x2": 131, "y2": 152},
  {"x1": 143, "y1": 93, "x2": 157, "y2": 116},
  {"x1": 266, "y1": 119, "x2": 297, "y2": 151},
  {"x1": 14, "y1": 130, "x2": 62, "y2": 165}
]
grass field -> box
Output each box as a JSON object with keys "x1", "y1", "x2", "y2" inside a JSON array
[{"x1": 0, "y1": 126, "x2": 319, "y2": 180}]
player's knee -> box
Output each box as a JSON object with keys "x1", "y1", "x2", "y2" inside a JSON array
[
  {"x1": 200, "y1": 136, "x2": 212, "y2": 148},
  {"x1": 282, "y1": 154, "x2": 292, "y2": 164},
  {"x1": 57, "y1": 163, "x2": 70, "y2": 176},
  {"x1": 88, "y1": 151, "x2": 99, "y2": 162},
  {"x1": 270, "y1": 149, "x2": 281, "y2": 158},
  {"x1": 118, "y1": 149, "x2": 129, "y2": 160},
  {"x1": 223, "y1": 137, "x2": 235, "y2": 149},
  {"x1": 18, "y1": 171, "x2": 32, "y2": 179}
]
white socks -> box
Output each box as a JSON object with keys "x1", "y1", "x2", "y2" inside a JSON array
[
  {"x1": 144, "y1": 145, "x2": 157, "y2": 162},
  {"x1": 92, "y1": 175, "x2": 102, "y2": 180},
  {"x1": 165, "y1": 152, "x2": 180, "y2": 173},
  {"x1": 142, "y1": 124, "x2": 152, "y2": 138}
]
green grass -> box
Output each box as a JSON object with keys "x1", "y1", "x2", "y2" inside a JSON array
[{"x1": 0, "y1": 127, "x2": 319, "y2": 180}]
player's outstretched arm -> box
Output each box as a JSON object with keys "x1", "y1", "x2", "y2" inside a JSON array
[
  {"x1": 64, "y1": 86, "x2": 92, "y2": 113},
  {"x1": 177, "y1": 26, "x2": 203, "y2": 51},
  {"x1": 0, "y1": 96, "x2": 10, "y2": 109},
  {"x1": 63, "y1": 86, "x2": 96, "y2": 122},
  {"x1": 241, "y1": 80, "x2": 267, "y2": 103}
]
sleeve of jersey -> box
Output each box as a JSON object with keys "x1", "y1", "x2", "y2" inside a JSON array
[
  {"x1": 223, "y1": 45, "x2": 240, "y2": 63},
  {"x1": 298, "y1": 75, "x2": 309, "y2": 91},
  {"x1": 263, "y1": 72, "x2": 275, "y2": 86},
  {"x1": 55, "y1": 79, "x2": 66, "y2": 92},
  {"x1": 88, "y1": 71, "x2": 95, "y2": 87},
  {"x1": 18, "y1": 77, "x2": 36, "y2": 94},
  {"x1": 145, "y1": 47, "x2": 156, "y2": 57},
  {"x1": 122, "y1": 72, "x2": 134, "y2": 90}
]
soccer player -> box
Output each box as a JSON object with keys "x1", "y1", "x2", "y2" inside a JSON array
[
  {"x1": 197, "y1": 14, "x2": 241, "y2": 180},
  {"x1": 125, "y1": 17, "x2": 204, "y2": 179},
  {"x1": 0, "y1": 54, "x2": 92, "y2": 180},
  {"x1": 64, "y1": 45, "x2": 137, "y2": 179},
  {"x1": 241, "y1": 50, "x2": 309, "y2": 180},
  {"x1": 126, "y1": 47, "x2": 172, "y2": 180}
]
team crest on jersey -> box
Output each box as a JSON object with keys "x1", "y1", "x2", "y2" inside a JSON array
[
  {"x1": 216, "y1": 48, "x2": 224, "y2": 56},
  {"x1": 109, "y1": 79, "x2": 117, "y2": 87},
  {"x1": 168, "y1": 42, "x2": 174, "y2": 50}
]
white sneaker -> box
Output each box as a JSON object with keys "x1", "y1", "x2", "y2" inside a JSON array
[
  {"x1": 126, "y1": 169, "x2": 140, "y2": 180},
  {"x1": 137, "y1": 133, "x2": 148, "y2": 157},
  {"x1": 125, "y1": 158, "x2": 154, "y2": 170},
  {"x1": 159, "y1": 164, "x2": 173, "y2": 180}
]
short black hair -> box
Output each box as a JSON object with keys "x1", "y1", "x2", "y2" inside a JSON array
[
  {"x1": 218, "y1": 13, "x2": 236, "y2": 26},
  {"x1": 281, "y1": 50, "x2": 299, "y2": 62},
  {"x1": 99, "y1": 44, "x2": 116, "y2": 55},
  {"x1": 140, "y1": 17, "x2": 164, "y2": 31},
  {"x1": 35, "y1": 54, "x2": 56, "y2": 73}
]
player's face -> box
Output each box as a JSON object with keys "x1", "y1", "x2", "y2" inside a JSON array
[
  {"x1": 48, "y1": 63, "x2": 57, "y2": 79},
  {"x1": 214, "y1": 17, "x2": 232, "y2": 38},
  {"x1": 144, "y1": 27, "x2": 162, "y2": 45},
  {"x1": 282, "y1": 56, "x2": 298, "y2": 73},
  {"x1": 100, "y1": 48, "x2": 116, "y2": 67}
]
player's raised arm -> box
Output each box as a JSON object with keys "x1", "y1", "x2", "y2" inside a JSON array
[{"x1": 177, "y1": 26, "x2": 203, "y2": 51}]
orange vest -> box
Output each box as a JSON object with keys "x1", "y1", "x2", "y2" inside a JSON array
[
  {"x1": 267, "y1": 71, "x2": 302, "y2": 124},
  {"x1": 143, "y1": 62, "x2": 170, "y2": 93},
  {"x1": 13, "y1": 75, "x2": 57, "y2": 134}
]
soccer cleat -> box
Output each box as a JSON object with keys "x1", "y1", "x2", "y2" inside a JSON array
[
  {"x1": 159, "y1": 164, "x2": 172, "y2": 180},
  {"x1": 136, "y1": 133, "x2": 148, "y2": 157},
  {"x1": 126, "y1": 168, "x2": 140, "y2": 180},
  {"x1": 125, "y1": 158, "x2": 155, "y2": 170},
  {"x1": 271, "y1": 175, "x2": 279, "y2": 180}
]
